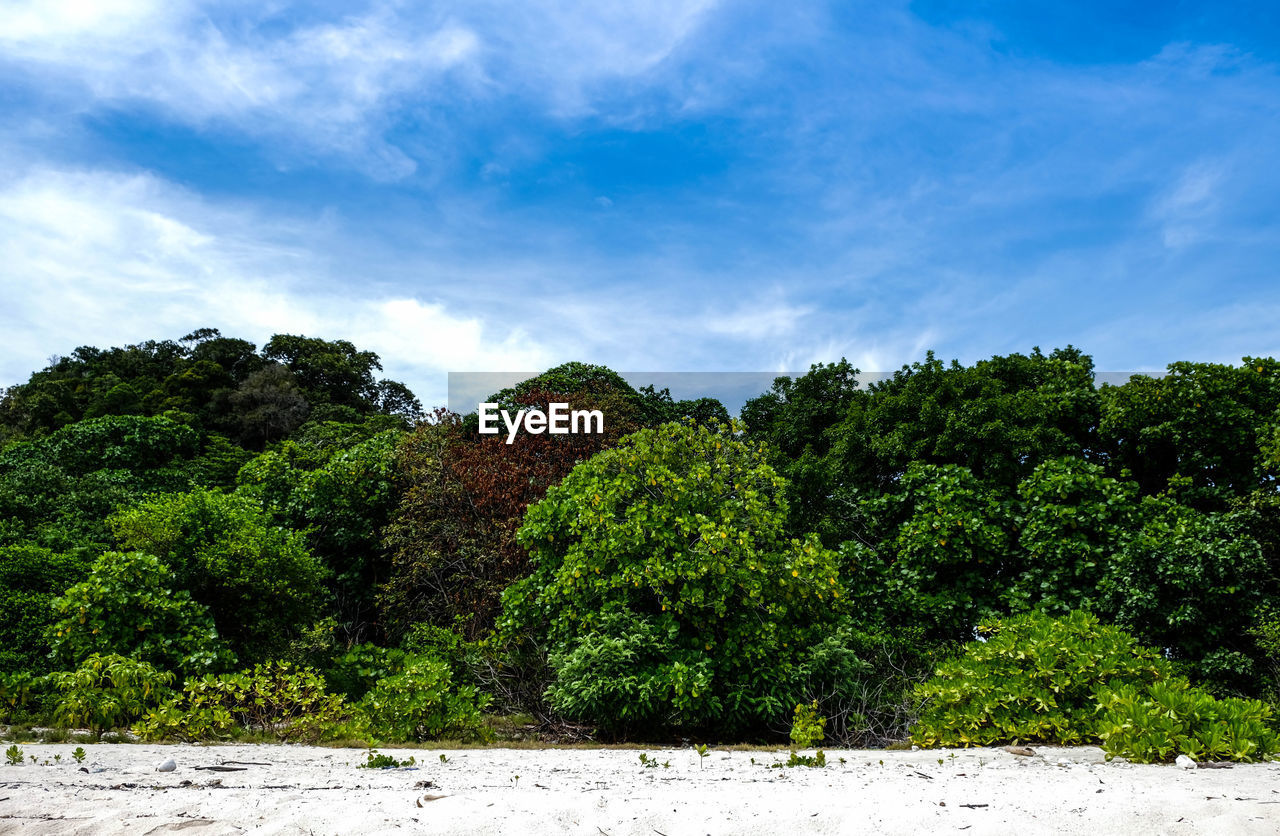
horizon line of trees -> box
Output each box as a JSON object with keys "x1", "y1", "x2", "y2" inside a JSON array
[{"x1": 1, "y1": 330, "x2": 1278, "y2": 746}]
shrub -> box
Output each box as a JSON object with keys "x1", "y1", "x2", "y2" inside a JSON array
[
  {"x1": 325, "y1": 643, "x2": 408, "y2": 701},
  {"x1": 790, "y1": 700, "x2": 825, "y2": 749},
  {"x1": 911, "y1": 610, "x2": 1174, "y2": 747},
  {"x1": 109, "y1": 489, "x2": 327, "y2": 661},
  {"x1": 856, "y1": 463, "x2": 1014, "y2": 641},
  {"x1": 1007, "y1": 457, "x2": 1139, "y2": 614},
  {"x1": 1095, "y1": 679, "x2": 1279, "y2": 763},
  {"x1": 1099, "y1": 496, "x2": 1269, "y2": 694},
  {"x1": 793, "y1": 623, "x2": 951, "y2": 746},
  {"x1": 381, "y1": 385, "x2": 640, "y2": 642},
  {"x1": 48, "y1": 654, "x2": 175, "y2": 734},
  {"x1": 0, "y1": 546, "x2": 92, "y2": 674},
  {"x1": 135, "y1": 662, "x2": 351, "y2": 743},
  {"x1": 544, "y1": 609, "x2": 717, "y2": 734},
  {"x1": 0, "y1": 415, "x2": 203, "y2": 551},
  {"x1": 49, "y1": 551, "x2": 232, "y2": 675},
  {"x1": 502, "y1": 420, "x2": 843, "y2": 736},
  {"x1": 358, "y1": 749, "x2": 416, "y2": 769},
  {"x1": 238, "y1": 432, "x2": 401, "y2": 638},
  {"x1": 912, "y1": 610, "x2": 1280, "y2": 763},
  {"x1": 0, "y1": 671, "x2": 42, "y2": 724},
  {"x1": 358, "y1": 654, "x2": 491, "y2": 742}
]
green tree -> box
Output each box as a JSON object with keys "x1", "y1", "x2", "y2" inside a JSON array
[
  {"x1": 1005, "y1": 457, "x2": 1139, "y2": 614},
  {"x1": 852, "y1": 463, "x2": 1014, "y2": 641},
  {"x1": 49, "y1": 551, "x2": 232, "y2": 675},
  {"x1": 0, "y1": 415, "x2": 202, "y2": 551},
  {"x1": 239, "y1": 432, "x2": 402, "y2": 640},
  {"x1": 501, "y1": 421, "x2": 843, "y2": 736},
  {"x1": 831, "y1": 347, "x2": 1099, "y2": 495},
  {"x1": 1099, "y1": 359, "x2": 1280, "y2": 506},
  {"x1": 1099, "y1": 495, "x2": 1270, "y2": 693},
  {"x1": 109, "y1": 490, "x2": 327, "y2": 661},
  {"x1": 741, "y1": 360, "x2": 864, "y2": 540},
  {"x1": 0, "y1": 546, "x2": 92, "y2": 673},
  {"x1": 262, "y1": 334, "x2": 385, "y2": 411}
]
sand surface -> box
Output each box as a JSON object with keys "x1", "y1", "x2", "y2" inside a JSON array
[{"x1": 2, "y1": 742, "x2": 1278, "y2": 834}]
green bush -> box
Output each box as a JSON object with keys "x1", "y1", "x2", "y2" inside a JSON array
[
  {"x1": 325, "y1": 643, "x2": 408, "y2": 701},
  {"x1": 502, "y1": 420, "x2": 843, "y2": 736},
  {"x1": 912, "y1": 611, "x2": 1280, "y2": 762},
  {"x1": 1007, "y1": 457, "x2": 1139, "y2": 614},
  {"x1": 1096, "y1": 679, "x2": 1279, "y2": 763},
  {"x1": 912, "y1": 610, "x2": 1174, "y2": 747},
  {"x1": 1100, "y1": 496, "x2": 1269, "y2": 693},
  {"x1": 109, "y1": 489, "x2": 328, "y2": 661},
  {"x1": 358, "y1": 654, "x2": 491, "y2": 742},
  {"x1": 0, "y1": 671, "x2": 43, "y2": 724},
  {"x1": 790, "y1": 700, "x2": 825, "y2": 749},
  {"x1": 545, "y1": 609, "x2": 716, "y2": 734},
  {"x1": 238, "y1": 431, "x2": 401, "y2": 634},
  {"x1": 49, "y1": 551, "x2": 232, "y2": 675},
  {"x1": 135, "y1": 662, "x2": 351, "y2": 743},
  {"x1": 857, "y1": 463, "x2": 1014, "y2": 641},
  {"x1": 0, "y1": 546, "x2": 92, "y2": 674},
  {"x1": 48, "y1": 654, "x2": 175, "y2": 733},
  {"x1": 0, "y1": 415, "x2": 205, "y2": 551}
]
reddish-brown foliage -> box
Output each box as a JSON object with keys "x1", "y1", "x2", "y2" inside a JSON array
[{"x1": 380, "y1": 388, "x2": 641, "y2": 640}]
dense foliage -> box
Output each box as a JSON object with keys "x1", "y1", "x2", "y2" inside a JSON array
[
  {"x1": 0, "y1": 546, "x2": 91, "y2": 673},
  {"x1": 2, "y1": 333, "x2": 1278, "y2": 751},
  {"x1": 912, "y1": 611, "x2": 1278, "y2": 763},
  {"x1": 109, "y1": 490, "x2": 327, "y2": 661},
  {"x1": 381, "y1": 371, "x2": 697, "y2": 640},
  {"x1": 135, "y1": 663, "x2": 353, "y2": 743},
  {"x1": 502, "y1": 421, "x2": 843, "y2": 735},
  {"x1": 49, "y1": 551, "x2": 231, "y2": 675}
]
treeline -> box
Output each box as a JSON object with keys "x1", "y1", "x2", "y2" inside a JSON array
[{"x1": 0, "y1": 335, "x2": 1277, "y2": 759}]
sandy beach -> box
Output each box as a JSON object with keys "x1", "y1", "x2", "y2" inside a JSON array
[{"x1": 2, "y1": 743, "x2": 1278, "y2": 834}]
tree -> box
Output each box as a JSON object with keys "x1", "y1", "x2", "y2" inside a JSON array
[
  {"x1": 741, "y1": 360, "x2": 863, "y2": 540},
  {"x1": 850, "y1": 463, "x2": 1014, "y2": 641},
  {"x1": 49, "y1": 551, "x2": 232, "y2": 675},
  {"x1": 262, "y1": 334, "x2": 383, "y2": 411},
  {"x1": 830, "y1": 347, "x2": 1100, "y2": 494},
  {"x1": 109, "y1": 489, "x2": 328, "y2": 662},
  {"x1": 0, "y1": 415, "x2": 202, "y2": 551},
  {"x1": 501, "y1": 421, "x2": 843, "y2": 736},
  {"x1": 1006, "y1": 457, "x2": 1140, "y2": 615},
  {"x1": 381, "y1": 385, "x2": 639, "y2": 640},
  {"x1": 1100, "y1": 495, "x2": 1270, "y2": 694},
  {"x1": 0, "y1": 546, "x2": 92, "y2": 674},
  {"x1": 229, "y1": 364, "x2": 311, "y2": 447},
  {"x1": 238, "y1": 432, "x2": 403, "y2": 642},
  {"x1": 1100, "y1": 359, "x2": 1280, "y2": 506}
]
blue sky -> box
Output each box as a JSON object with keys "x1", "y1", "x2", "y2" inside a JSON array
[{"x1": 1, "y1": 0, "x2": 1278, "y2": 407}]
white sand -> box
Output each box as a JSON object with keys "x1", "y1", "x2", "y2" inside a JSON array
[{"x1": 2, "y1": 743, "x2": 1278, "y2": 834}]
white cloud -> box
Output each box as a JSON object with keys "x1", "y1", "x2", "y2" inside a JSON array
[
  {"x1": 0, "y1": 1, "x2": 722, "y2": 176},
  {"x1": 0, "y1": 164, "x2": 555, "y2": 405},
  {"x1": 703, "y1": 296, "x2": 811, "y2": 339},
  {"x1": 0, "y1": 0, "x2": 175, "y2": 42},
  {"x1": 1150, "y1": 160, "x2": 1226, "y2": 249}
]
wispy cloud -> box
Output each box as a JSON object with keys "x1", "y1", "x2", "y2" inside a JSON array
[
  {"x1": 0, "y1": 164, "x2": 556, "y2": 404},
  {"x1": 2, "y1": 1, "x2": 1280, "y2": 404}
]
